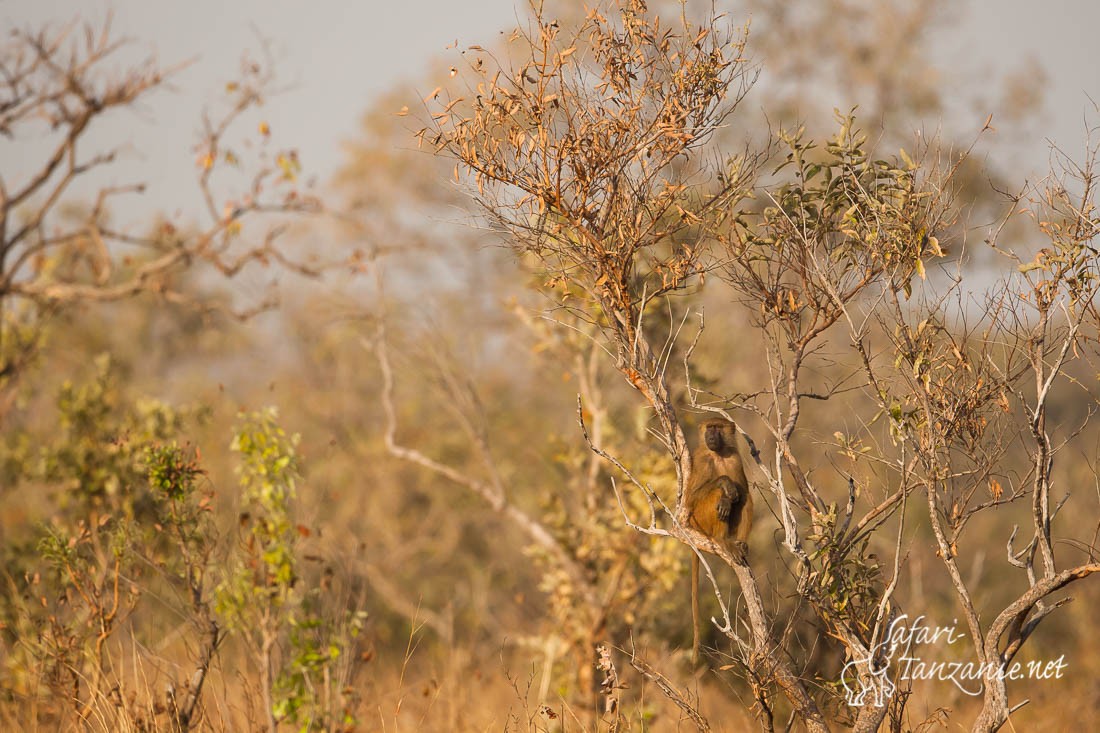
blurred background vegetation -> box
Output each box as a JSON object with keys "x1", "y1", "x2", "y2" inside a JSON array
[{"x1": 1, "y1": 1, "x2": 1098, "y2": 731}]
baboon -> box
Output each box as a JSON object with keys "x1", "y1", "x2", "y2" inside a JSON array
[{"x1": 685, "y1": 417, "x2": 752, "y2": 664}]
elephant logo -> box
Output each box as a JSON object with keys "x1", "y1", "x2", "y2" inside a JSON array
[{"x1": 842, "y1": 635, "x2": 900, "y2": 708}]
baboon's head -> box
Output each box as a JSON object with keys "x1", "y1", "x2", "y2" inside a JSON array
[{"x1": 701, "y1": 418, "x2": 737, "y2": 455}]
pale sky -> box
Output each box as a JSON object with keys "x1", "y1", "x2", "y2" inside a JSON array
[{"x1": 2, "y1": 0, "x2": 1098, "y2": 222}]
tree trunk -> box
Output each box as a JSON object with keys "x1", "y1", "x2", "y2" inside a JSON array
[{"x1": 971, "y1": 675, "x2": 1008, "y2": 733}]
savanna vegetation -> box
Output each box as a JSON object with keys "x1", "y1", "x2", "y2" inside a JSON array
[{"x1": 2, "y1": 1, "x2": 1099, "y2": 731}]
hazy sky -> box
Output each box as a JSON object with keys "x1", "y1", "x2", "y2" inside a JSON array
[
  {"x1": 2, "y1": 0, "x2": 517, "y2": 218},
  {"x1": 3, "y1": 0, "x2": 1098, "y2": 222}
]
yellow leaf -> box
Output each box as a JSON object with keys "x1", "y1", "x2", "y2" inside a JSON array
[
  {"x1": 275, "y1": 153, "x2": 299, "y2": 181},
  {"x1": 258, "y1": 121, "x2": 270, "y2": 136},
  {"x1": 1018, "y1": 254, "x2": 1044, "y2": 273},
  {"x1": 899, "y1": 147, "x2": 917, "y2": 170}
]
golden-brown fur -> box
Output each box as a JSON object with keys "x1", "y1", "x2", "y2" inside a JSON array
[{"x1": 685, "y1": 418, "x2": 752, "y2": 663}]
